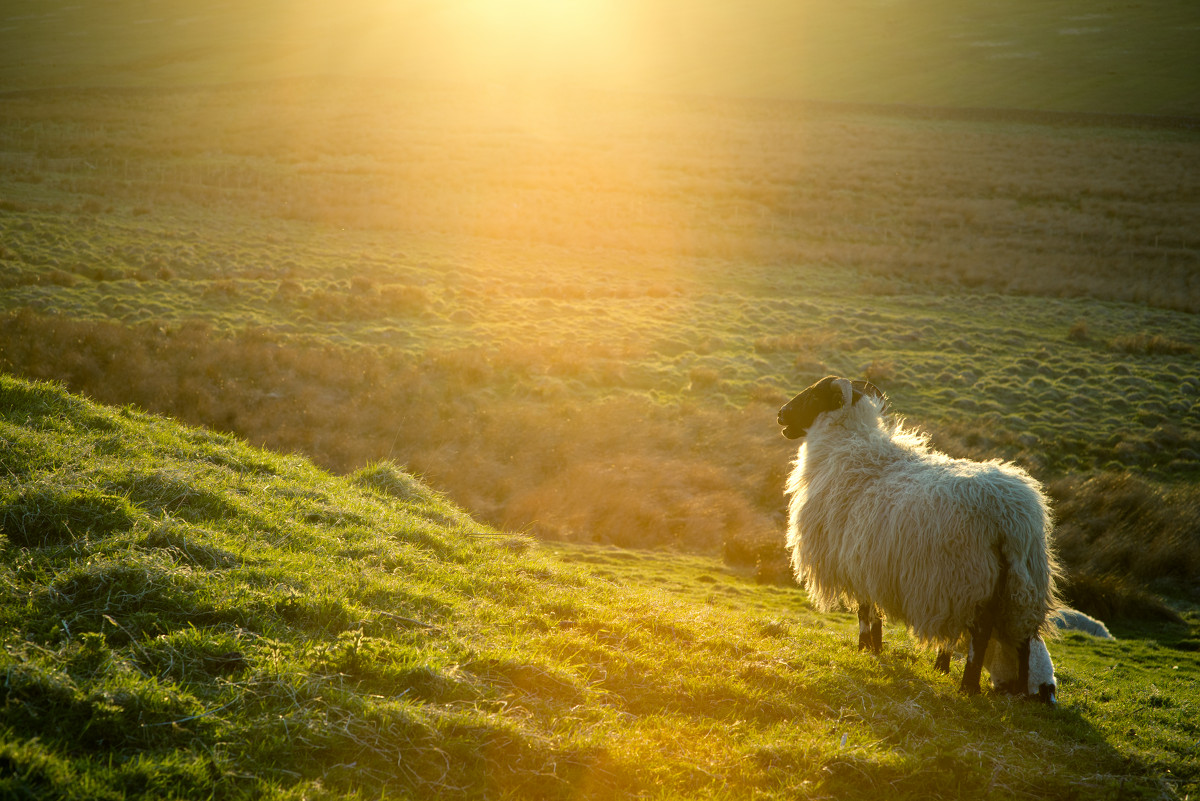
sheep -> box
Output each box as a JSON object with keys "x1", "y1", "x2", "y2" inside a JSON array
[
  {"x1": 778, "y1": 375, "x2": 1062, "y2": 703},
  {"x1": 1052, "y1": 608, "x2": 1114, "y2": 639}
]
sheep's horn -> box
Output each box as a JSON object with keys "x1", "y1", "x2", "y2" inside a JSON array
[{"x1": 851, "y1": 380, "x2": 888, "y2": 413}]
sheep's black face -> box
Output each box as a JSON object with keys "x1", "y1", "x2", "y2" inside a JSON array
[{"x1": 778, "y1": 376, "x2": 845, "y2": 440}]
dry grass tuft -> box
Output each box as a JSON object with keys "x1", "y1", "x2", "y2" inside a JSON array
[
  {"x1": 1049, "y1": 472, "x2": 1200, "y2": 605},
  {"x1": 1108, "y1": 332, "x2": 1195, "y2": 357},
  {"x1": 1060, "y1": 571, "x2": 1183, "y2": 624}
]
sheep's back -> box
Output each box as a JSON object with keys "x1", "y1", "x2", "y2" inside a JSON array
[{"x1": 787, "y1": 414, "x2": 1057, "y2": 645}]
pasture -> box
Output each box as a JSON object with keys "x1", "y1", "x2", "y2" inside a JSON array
[
  {"x1": 1, "y1": 81, "x2": 1198, "y2": 587},
  {"x1": 1, "y1": 1, "x2": 1199, "y2": 796},
  {"x1": 1, "y1": 375, "x2": 1198, "y2": 799}
]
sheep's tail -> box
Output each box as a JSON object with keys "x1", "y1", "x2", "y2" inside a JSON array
[{"x1": 998, "y1": 487, "x2": 1064, "y2": 642}]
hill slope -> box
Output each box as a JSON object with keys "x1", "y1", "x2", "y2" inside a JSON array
[{"x1": 1, "y1": 374, "x2": 1197, "y2": 799}]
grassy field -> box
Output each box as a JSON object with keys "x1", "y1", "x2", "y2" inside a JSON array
[
  {"x1": 1, "y1": 80, "x2": 1198, "y2": 598},
  {"x1": 2, "y1": 375, "x2": 1198, "y2": 799},
  {"x1": 2, "y1": 2, "x2": 1200, "y2": 796}
]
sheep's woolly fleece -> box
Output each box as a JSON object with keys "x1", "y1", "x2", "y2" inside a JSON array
[
  {"x1": 1053, "y1": 608, "x2": 1114, "y2": 639},
  {"x1": 786, "y1": 396, "x2": 1063, "y2": 649}
]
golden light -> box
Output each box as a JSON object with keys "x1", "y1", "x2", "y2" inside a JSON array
[{"x1": 428, "y1": 0, "x2": 644, "y2": 90}]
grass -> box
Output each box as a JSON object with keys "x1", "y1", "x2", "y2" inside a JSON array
[
  {"x1": 0, "y1": 78, "x2": 1198, "y2": 608},
  {"x1": 2, "y1": 5, "x2": 1199, "y2": 794},
  {"x1": 1, "y1": 374, "x2": 1198, "y2": 799}
]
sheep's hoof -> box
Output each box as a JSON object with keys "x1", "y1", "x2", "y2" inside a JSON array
[
  {"x1": 959, "y1": 678, "x2": 982, "y2": 696},
  {"x1": 857, "y1": 640, "x2": 882, "y2": 655},
  {"x1": 857, "y1": 634, "x2": 881, "y2": 654},
  {"x1": 934, "y1": 651, "x2": 951, "y2": 673}
]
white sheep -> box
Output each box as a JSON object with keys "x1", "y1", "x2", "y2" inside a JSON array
[
  {"x1": 778, "y1": 376, "x2": 1062, "y2": 702},
  {"x1": 1052, "y1": 608, "x2": 1114, "y2": 639}
]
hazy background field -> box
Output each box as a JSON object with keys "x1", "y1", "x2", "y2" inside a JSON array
[
  {"x1": 4, "y1": 0, "x2": 1200, "y2": 114},
  {"x1": 2, "y1": 0, "x2": 1199, "y2": 618}
]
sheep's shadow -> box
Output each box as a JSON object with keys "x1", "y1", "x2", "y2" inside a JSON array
[{"x1": 817, "y1": 632, "x2": 1170, "y2": 798}]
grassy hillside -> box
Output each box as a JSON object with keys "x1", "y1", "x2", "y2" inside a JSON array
[
  {"x1": 1, "y1": 374, "x2": 1198, "y2": 799},
  {"x1": 2, "y1": 0, "x2": 1199, "y2": 115}
]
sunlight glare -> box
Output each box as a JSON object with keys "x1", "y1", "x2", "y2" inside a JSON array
[{"x1": 441, "y1": 0, "x2": 641, "y2": 89}]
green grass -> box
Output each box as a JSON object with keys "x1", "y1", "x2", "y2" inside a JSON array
[
  {"x1": 1, "y1": 374, "x2": 1197, "y2": 799},
  {"x1": 2, "y1": 7, "x2": 1199, "y2": 794}
]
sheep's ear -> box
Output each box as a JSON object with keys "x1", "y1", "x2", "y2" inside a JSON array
[{"x1": 831, "y1": 378, "x2": 854, "y2": 409}]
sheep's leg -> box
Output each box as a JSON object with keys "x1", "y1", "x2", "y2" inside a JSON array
[
  {"x1": 856, "y1": 605, "x2": 872, "y2": 651},
  {"x1": 960, "y1": 617, "x2": 994, "y2": 695},
  {"x1": 934, "y1": 648, "x2": 952, "y2": 673},
  {"x1": 960, "y1": 562, "x2": 1009, "y2": 695},
  {"x1": 1017, "y1": 636, "x2": 1031, "y2": 694},
  {"x1": 857, "y1": 605, "x2": 882, "y2": 654}
]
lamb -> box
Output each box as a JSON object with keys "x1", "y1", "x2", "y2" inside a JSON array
[
  {"x1": 1052, "y1": 608, "x2": 1114, "y2": 639},
  {"x1": 778, "y1": 375, "x2": 1062, "y2": 703}
]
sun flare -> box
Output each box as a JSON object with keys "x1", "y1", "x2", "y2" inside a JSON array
[{"x1": 439, "y1": 0, "x2": 642, "y2": 88}]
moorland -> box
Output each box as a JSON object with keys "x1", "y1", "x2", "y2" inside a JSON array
[
  {"x1": 2, "y1": 79, "x2": 1198, "y2": 603},
  {"x1": 2, "y1": 0, "x2": 1200, "y2": 797}
]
